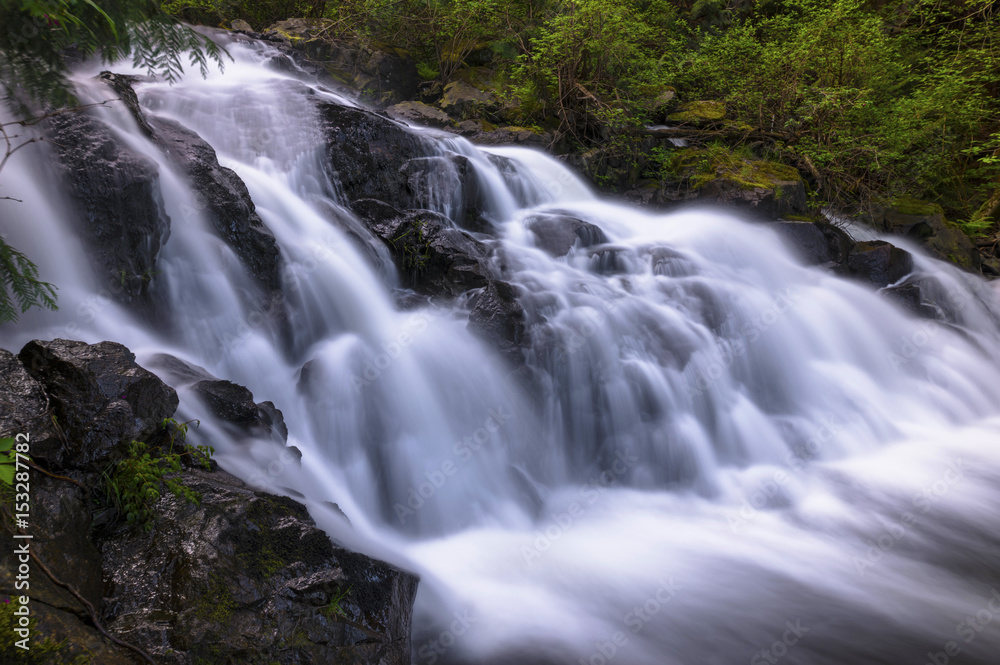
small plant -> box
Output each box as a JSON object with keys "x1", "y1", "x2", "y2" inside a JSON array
[
  {"x1": 322, "y1": 585, "x2": 352, "y2": 619},
  {"x1": 102, "y1": 418, "x2": 211, "y2": 531},
  {"x1": 390, "y1": 220, "x2": 432, "y2": 272},
  {"x1": 0, "y1": 437, "x2": 19, "y2": 486}
]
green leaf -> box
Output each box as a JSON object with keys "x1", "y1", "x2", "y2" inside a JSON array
[
  {"x1": 0, "y1": 437, "x2": 14, "y2": 452},
  {"x1": 0, "y1": 463, "x2": 13, "y2": 485}
]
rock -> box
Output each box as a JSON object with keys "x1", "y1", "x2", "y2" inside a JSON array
[
  {"x1": 771, "y1": 220, "x2": 832, "y2": 264},
  {"x1": 846, "y1": 240, "x2": 914, "y2": 287},
  {"x1": 192, "y1": 379, "x2": 288, "y2": 442},
  {"x1": 524, "y1": 212, "x2": 609, "y2": 257},
  {"x1": 45, "y1": 109, "x2": 170, "y2": 312},
  {"x1": 230, "y1": 18, "x2": 253, "y2": 32},
  {"x1": 100, "y1": 470, "x2": 418, "y2": 665},
  {"x1": 0, "y1": 340, "x2": 419, "y2": 664},
  {"x1": 468, "y1": 280, "x2": 527, "y2": 365},
  {"x1": 353, "y1": 199, "x2": 496, "y2": 297},
  {"x1": 438, "y1": 80, "x2": 497, "y2": 120},
  {"x1": 400, "y1": 153, "x2": 492, "y2": 232},
  {"x1": 0, "y1": 348, "x2": 59, "y2": 464},
  {"x1": 667, "y1": 100, "x2": 726, "y2": 123},
  {"x1": 317, "y1": 100, "x2": 432, "y2": 209},
  {"x1": 386, "y1": 100, "x2": 455, "y2": 128},
  {"x1": 149, "y1": 116, "x2": 283, "y2": 293},
  {"x1": 98, "y1": 71, "x2": 154, "y2": 138},
  {"x1": 17, "y1": 339, "x2": 178, "y2": 470},
  {"x1": 692, "y1": 166, "x2": 806, "y2": 220},
  {"x1": 869, "y1": 199, "x2": 981, "y2": 272},
  {"x1": 469, "y1": 125, "x2": 554, "y2": 147},
  {"x1": 881, "y1": 282, "x2": 937, "y2": 318}
]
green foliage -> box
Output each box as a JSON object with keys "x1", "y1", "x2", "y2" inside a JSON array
[
  {"x1": 161, "y1": 0, "x2": 319, "y2": 30},
  {"x1": 322, "y1": 584, "x2": 352, "y2": 618},
  {"x1": 390, "y1": 220, "x2": 431, "y2": 272},
  {"x1": 0, "y1": 1, "x2": 228, "y2": 106},
  {"x1": 0, "y1": 436, "x2": 19, "y2": 485},
  {"x1": 0, "y1": 235, "x2": 56, "y2": 324},
  {"x1": 0, "y1": 599, "x2": 92, "y2": 664},
  {"x1": 101, "y1": 418, "x2": 211, "y2": 531}
]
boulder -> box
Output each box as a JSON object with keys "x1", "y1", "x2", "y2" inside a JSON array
[
  {"x1": 149, "y1": 116, "x2": 283, "y2": 293},
  {"x1": 525, "y1": 212, "x2": 609, "y2": 257},
  {"x1": 771, "y1": 220, "x2": 832, "y2": 265},
  {"x1": 400, "y1": 153, "x2": 492, "y2": 232},
  {"x1": 870, "y1": 199, "x2": 981, "y2": 272},
  {"x1": 45, "y1": 109, "x2": 170, "y2": 312},
  {"x1": 100, "y1": 470, "x2": 417, "y2": 665},
  {"x1": 846, "y1": 240, "x2": 914, "y2": 287},
  {"x1": 230, "y1": 18, "x2": 253, "y2": 32},
  {"x1": 353, "y1": 199, "x2": 496, "y2": 297},
  {"x1": 0, "y1": 340, "x2": 419, "y2": 664},
  {"x1": 386, "y1": 100, "x2": 456, "y2": 128},
  {"x1": 317, "y1": 100, "x2": 433, "y2": 210},
  {"x1": 437, "y1": 80, "x2": 497, "y2": 120},
  {"x1": 17, "y1": 339, "x2": 178, "y2": 469},
  {"x1": 192, "y1": 379, "x2": 288, "y2": 442},
  {"x1": 468, "y1": 280, "x2": 527, "y2": 365}
]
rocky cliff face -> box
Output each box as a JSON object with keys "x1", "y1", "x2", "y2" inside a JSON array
[{"x1": 0, "y1": 339, "x2": 417, "y2": 665}]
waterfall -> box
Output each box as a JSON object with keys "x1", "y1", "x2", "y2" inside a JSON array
[{"x1": 4, "y1": 33, "x2": 1000, "y2": 665}]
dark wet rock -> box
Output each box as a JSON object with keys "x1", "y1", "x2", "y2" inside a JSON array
[
  {"x1": 192, "y1": 378, "x2": 288, "y2": 442},
  {"x1": 101, "y1": 469, "x2": 418, "y2": 665},
  {"x1": 881, "y1": 282, "x2": 938, "y2": 318},
  {"x1": 690, "y1": 171, "x2": 807, "y2": 220},
  {"x1": 0, "y1": 348, "x2": 58, "y2": 464},
  {"x1": 98, "y1": 71, "x2": 154, "y2": 137},
  {"x1": 17, "y1": 339, "x2": 178, "y2": 470},
  {"x1": 771, "y1": 220, "x2": 832, "y2": 264},
  {"x1": 400, "y1": 154, "x2": 492, "y2": 232},
  {"x1": 149, "y1": 116, "x2": 283, "y2": 293},
  {"x1": 317, "y1": 101, "x2": 432, "y2": 210},
  {"x1": 0, "y1": 339, "x2": 419, "y2": 665},
  {"x1": 524, "y1": 212, "x2": 608, "y2": 257},
  {"x1": 386, "y1": 100, "x2": 455, "y2": 128},
  {"x1": 353, "y1": 199, "x2": 496, "y2": 297},
  {"x1": 846, "y1": 241, "x2": 914, "y2": 288},
  {"x1": 230, "y1": 18, "x2": 253, "y2": 32},
  {"x1": 45, "y1": 109, "x2": 169, "y2": 311},
  {"x1": 818, "y1": 221, "x2": 856, "y2": 266},
  {"x1": 468, "y1": 280, "x2": 527, "y2": 365}
]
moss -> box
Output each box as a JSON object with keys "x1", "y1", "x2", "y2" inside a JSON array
[
  {"x1": 0, "y1": 601, "x2": 91, "y2": 664},
  {"x1": 192, "y1": 576, "x2": 238, "y2": 626},
  {"x1": 669, "y1": 146, "x2": 800, "y2": 191},
  {"x1": 667, "y1": 100, "x2": 725, "y2": 122},
  {"x1": 889, "y1": 197, "x2": 943, "y2": 216}
]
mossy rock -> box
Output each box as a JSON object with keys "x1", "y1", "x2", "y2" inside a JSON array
[
  {"x1": 668, "y1": 100, "x2": 725, "y2": 123},
  {"x1": 889, "y1": 197, "x2": 944, "y2": 217}
]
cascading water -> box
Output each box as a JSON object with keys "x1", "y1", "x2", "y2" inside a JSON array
[{"x1": 4, "y1": 31, "x2": 1000, "y2": 665}]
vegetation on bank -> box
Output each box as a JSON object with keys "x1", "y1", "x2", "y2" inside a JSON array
[{"x1": 162, "y1": 0, "x2": 999, "y2": 237}]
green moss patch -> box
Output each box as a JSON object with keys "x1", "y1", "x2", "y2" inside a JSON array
[{"x1": 668, "y1": 100, "x2": 726, "y2": 122}]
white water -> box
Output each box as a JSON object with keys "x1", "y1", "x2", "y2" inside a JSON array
[{"x1": 4, "y1": 35, "x2": 1000, "y2": 664}]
